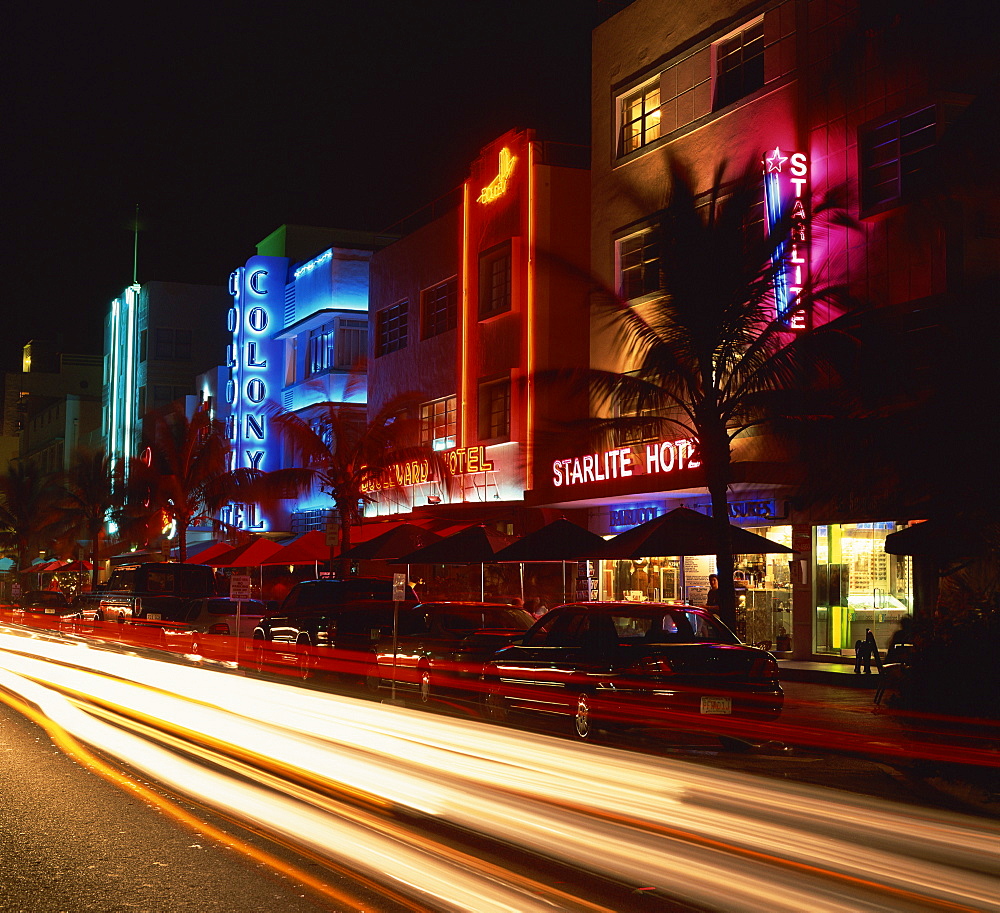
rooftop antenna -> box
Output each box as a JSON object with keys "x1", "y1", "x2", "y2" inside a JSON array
[{"x1": 132, "y1": 203, "x2": 140, "y2": 287}]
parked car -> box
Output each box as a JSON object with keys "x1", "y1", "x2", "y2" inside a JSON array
[
  {"x1": 362, "y1": 601, "x2": 535, "y2": 702},
  {"x1": 252, "y1": 578, "x2": 418, "y2": 679},
  {"x1": 161, "y1": 597, "x2": 269, "y2": 655},
  {"x1": 481, "y1": 602, "x2": 783, "y2": 740},
  {"x1": 9, "y1": 590, "x2": 78, "y2": 628}
]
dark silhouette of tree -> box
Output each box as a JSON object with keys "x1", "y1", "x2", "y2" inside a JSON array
[
  {"x1": 582, "y1": 157, "x2": 860, "y2": 629},
  {"x1": 49, "y1": 448, "x2": 120, "y2": 592},
  {"x1": 121, "y1": 405, "x2": 232, "y2": 563},
  {"x1": 0, "y1": 460, "x2": 59, "y2": 573},
  {"x1": 231, "y1": 396, "x2": 445, "y2": 578}
]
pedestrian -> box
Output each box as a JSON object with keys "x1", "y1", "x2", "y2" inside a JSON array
[
  {"x1": 704, "y1": 574, "x2": 720, "y2": 613},
  {"x1": 854, "y1": 627, "x2": 880, "y2": 674}
]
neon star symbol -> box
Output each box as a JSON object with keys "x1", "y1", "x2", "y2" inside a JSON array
[{"x1": 766, "y1": 147, "x2": 788, "y2": 173}]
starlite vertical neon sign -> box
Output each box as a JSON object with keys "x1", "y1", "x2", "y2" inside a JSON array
[
  {"x1": 763, "y1": 147, "x2": 810, "y2": 331},
  {"x1": 477, "y1": 147, "x2": 517, "y2": 203}
]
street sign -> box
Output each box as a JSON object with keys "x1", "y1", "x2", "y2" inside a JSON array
[
  {"x1": 229, "y1": 574, "x2": 252, "y2": 600},
  {"x1": 392, "y1": 573, "x2": 406, "y2": 602}
]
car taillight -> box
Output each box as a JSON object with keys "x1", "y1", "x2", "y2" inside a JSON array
[
  {"x1": 750, "y1": 653, "x2": 780, "y2": 680},
  {"x1": 209, "y1": 623, "x2": 230, "y2": 635},
  {"x1": 630, "y1": 656, "x2": 674, "y2": 675}
]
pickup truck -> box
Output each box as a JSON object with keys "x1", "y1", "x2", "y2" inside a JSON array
[{"x1": 87, "y1": 562, "x2": 218, "y2": 626}]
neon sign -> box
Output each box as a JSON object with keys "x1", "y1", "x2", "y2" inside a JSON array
[
  {"x1": 609, "y1": 505, "x2": 660, "y2": 530},
  {"x1": 763, "y1": 147, "x2": 809, "y2": 331},
  {"x1": 224, "y1": 255, "x2": 287, "y2": 530},
  {"x1": 293, "y1": 248, "x2": 332, "y2": 280},
  {"x1": 360, "y1": 445, "x2": 496, "y2": 494},
  {"x1": 552, "y1": 439, "x2": 700, "y2": 488},
  {"x1": 477, "y1": 147, "x2": 517, "y2": 203}
]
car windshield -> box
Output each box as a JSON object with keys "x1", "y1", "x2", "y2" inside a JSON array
[
  {"x1": 528, "y1": 605, "x2": 739, "y2": 647},
  {"x1": 437, "y1": 607, "x2": 535, "y2": 633}
]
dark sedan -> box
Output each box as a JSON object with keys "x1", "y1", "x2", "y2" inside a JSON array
[
  {"x1": 8, "y1": 590, "x2": 78, "y2": 628},
  {"x1": 481, "y1": 602, "x2": 783, "y2": 740},
  {"x1": 365, "y1": 601, "x2": 535, "y2": 703}
]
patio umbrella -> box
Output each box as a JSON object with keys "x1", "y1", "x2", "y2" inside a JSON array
[
  {"x1": 601, "y1": 507, "x2": 793, "y2": 602},
  {"x1": 340, "y1": 523, "x2": 444, "y2": 560},
  {"x1": 208, "y1": 536, "x2": 285, "y2": 568},
  {"x1": 390, "y1": 524, "x2": 517, "y2": 600},
  {"x1": 55, "y1": 559, "x2": 94, "y2": 573},
  {"x1": 884, "y1": 518, "x2": 992, "y2": 560},
  {"x1": 182, "y1": 541, "x2": 234, "y2": 564},
  {"x1": 493, "y1": 517, "x2": 609, "y2": 604},
  {"x1": 260, "y1": 530, "x2": 329, "y2": 566},
  {"x1": 600, "y1": 507, "x2": 794, "y2": 560}
]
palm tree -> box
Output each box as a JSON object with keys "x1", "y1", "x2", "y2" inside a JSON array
[
  {"x1": 50, "y1": 448, "x2": 120, "y2": 592},
  {"x1": 0, "y1": 460, "x2": 59, "y2": 574},
  {"x1": 122, "y1": 405, "x2": 232, "y2": 563},
  {"x1": 234, "y1": 397, "x2": 445, "y2": 578},
  {"x1": 583, "y1": 157, "x2": 860, "y2": 629}
]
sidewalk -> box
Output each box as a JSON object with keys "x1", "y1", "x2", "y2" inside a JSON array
[{"x1": 778, "y1": 657, "x2": 885, "y2": 688}]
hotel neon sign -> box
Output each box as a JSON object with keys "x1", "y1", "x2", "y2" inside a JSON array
[
  {"x1": 477, "y1": 147, "x2": 517, "y2": 203},
  {"x1": 553, "y1": 439, "x2": 700, "y2": 488},
  {"x1": 360, "y1": 445, "x2": 496, "y2": 494},
  {"x1": 763, "y1": 147, "x2": 810, "y2": 331}
]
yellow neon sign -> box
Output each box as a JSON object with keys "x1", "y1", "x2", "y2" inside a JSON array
[{"x1": 477, "y1": 147, "x2": 517, "y2": 203}]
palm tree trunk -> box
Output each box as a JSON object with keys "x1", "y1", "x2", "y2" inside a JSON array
[{"x1": 338, "y1": 513, "x2": 353, "y2": 579}]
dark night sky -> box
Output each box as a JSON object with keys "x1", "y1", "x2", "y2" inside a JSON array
[{"x1": 3, "y1": 1, "x2": 595, "y2": 371}]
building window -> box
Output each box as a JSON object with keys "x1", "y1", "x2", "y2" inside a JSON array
[
  {"x1": 619, "y1": 79, "x2": 661, "y2": 155},
  {"x1": 306, "y1": 327, "x2": 331, "y2": 377},
  {"x1": 335, "y1": 319, "x2": 367, "y2": 370},
  {"x1": 478, "y1": 377, "x2": 510, "y2": 441},
  {"x1": 420, "y1": 396, "x2": 457, "y2": 451},
  {"x1": 859, "y1": 103, "x2": 963, "y2": 213},
  {"x1": 375, "y1": 301, "x2": 408, "y2": 356},
  {"x1": 714, "y1": 19, "x2": 764, "y2": 110},
  {"x1": 617, "y1": 227, "x2": 661, "y2": 302},
  {"x1": 421, "y1": 277, "x2": 458, "y2": 338},
  {"x1": 479, "y1": 243, "x2": 512, "y2": 319},
  {"x1": 153, "y1": 327, "x2": 192, "y2": 361}
]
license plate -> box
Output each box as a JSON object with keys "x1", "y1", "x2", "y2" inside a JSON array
[
  {"x1": 700, "y1": 696, "x2": 732, "y2": 714},
  {"x1": 146, "y1": 613, "x2": 161, "y2": 621},
  {"x1": 44, "y1": 608, "x2": 56, "y2": 614}
]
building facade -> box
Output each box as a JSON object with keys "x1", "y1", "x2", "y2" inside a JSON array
[
  {"x1": 364, "y1": 128, "x2": 591, "y2": 555},
  {"x1": 546, "y1": 0, "x2": 997, "y2": 659},
  {"x1": 216, "y1": 226, "x2": 390, "y2": 536}
]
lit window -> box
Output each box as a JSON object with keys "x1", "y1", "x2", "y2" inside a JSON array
[
  {"x1": 306, "y1": 326, "x2": 331, "y2": 377},
  {"x1": 617, "y1": 227, "x2": 661, "y2": 301},
  {"x1": 421, "y1": 277, "x2": 458, "y2": 338},
  {"x1": 375, "y1": 301, "x2": 408, "y2": 356},
  {"x1": 619, "y1": 79, "x2": 661, "y2": 155},
  {"x1": 420, "y1": 396, "x2": 457, "y2": 451},
  {"x1": 714, "y1": 20, "x2": 764, "y2": 110},
  {"x1": 479, "y1": 244, "x2": 512, "y2": 319},
  {"x1": 859, "y1": 102, "x2": 963, "y2": 213},
  {"x1": 478, "y1": 377, "x2": 510, "y2": 441}
]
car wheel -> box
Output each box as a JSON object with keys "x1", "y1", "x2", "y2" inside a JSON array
[
  {"x1": 295, "y1": 633, "x2": 313, "y2": 681},
  {"x1": 482, "y1": 676, "x2": 508, "y2": 724},
  {"x1": 418, "y1": 665, "x2": 432, "y2": 704},
  {"x1": 364, "y1": 667, "x2": 381, "y2": 695},
  {"x1": 252, "y1": 633, "x2": 267, "y2": 674},
  {"x1": 574, "y1": 693, "x2": 592, "y2": 740}
]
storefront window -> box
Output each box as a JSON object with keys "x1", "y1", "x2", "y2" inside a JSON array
[
  {"x1": 600, "y1": 556, "x2": 681, "y2": 603},
  {"x1": 814, "y1": 522, "x2": 913, "y2": 655}
]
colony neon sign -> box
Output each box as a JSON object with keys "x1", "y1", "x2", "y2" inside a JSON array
[
  {"x1": 552, "y1": 439, "x2": 700, "y2": 488},
  {"x1": 223, "y1": 255, "x2": 286, "y2": 530},
  {"x1": 763, "y1": 147, "x2": 810, "y2": 330},
  {"x1": 477, "y1": 147, "x2": 517, "y2": 203}
]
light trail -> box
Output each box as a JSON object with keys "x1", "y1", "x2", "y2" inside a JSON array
[{"x1": 1, "y1": 625, "x2": 998, "y2": 912}]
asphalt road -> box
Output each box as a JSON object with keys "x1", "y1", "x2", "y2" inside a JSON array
[{"x1": 0, "y1": 701, "x2": 394, "y2": 913}]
